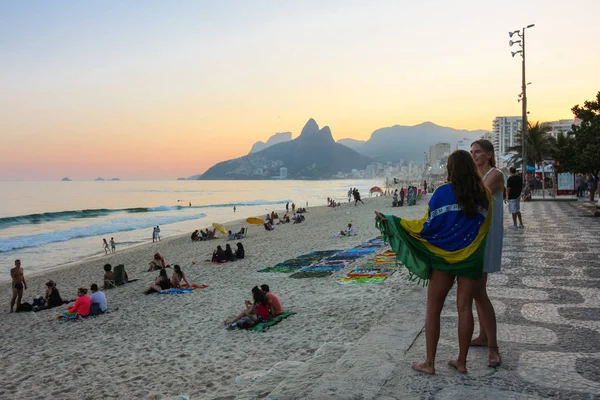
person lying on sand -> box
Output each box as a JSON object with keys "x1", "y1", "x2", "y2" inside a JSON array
[
  {"x1": 144, "y1": 269, "x2": 171, "y2": 294},
  {"x1": 171, "y1": 265, "x2": 190, "y2": 288},
  {"x1": 224, "y1": 286, "x2": 271, "y2": 329},
  {"x1": 148, "y1": 253, "x2": 166, "y2": 271}
]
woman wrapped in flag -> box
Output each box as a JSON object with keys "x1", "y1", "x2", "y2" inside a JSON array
[{"x1": 375, "y1": 149, "x2": 492, "y2": 374}]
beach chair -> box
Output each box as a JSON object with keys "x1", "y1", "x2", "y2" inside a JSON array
[
  {"x1": 113, "y1": 264, "x2": 126, "y2": 286},
  {"x1": 237, "y1": 227, "x2": 247, "y2": 239}
]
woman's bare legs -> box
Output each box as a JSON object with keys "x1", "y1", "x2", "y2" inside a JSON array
[
  {"x1": 448, "y1": 277, "x2": 476, "y2": 373},
  {"x1": 471, "y1": 273, "x2": 501, "y2": 366},
  {"x1": 413, "y1": 269, "x2": 455, "y2": 375}
]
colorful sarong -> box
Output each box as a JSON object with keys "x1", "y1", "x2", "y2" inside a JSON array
[{"x1": 376, "y1": 183, "x2": 492, "y2": 284}]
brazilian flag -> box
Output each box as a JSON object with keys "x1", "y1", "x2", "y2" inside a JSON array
[{"x1": 376, "y1": 183, "x2": 492, "y2": 285}]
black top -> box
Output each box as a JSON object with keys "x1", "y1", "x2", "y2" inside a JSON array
[
  {"x1": 48, "y1": 288, "x2": 63, "y2": 308},
  {"x1": 506, "y1": 175, "x2": 523, "y2": 199}
]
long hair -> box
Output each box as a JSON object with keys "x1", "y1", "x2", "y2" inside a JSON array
[
  {"x1": 447, "y1": 150, "x2": 489, "y2": 217},
  {"x1": 252, "y1": 286, "x2": 268, "y2": 306},
  {"x1": 471, "y1": 139, "x2": 496, "y2": 168}
]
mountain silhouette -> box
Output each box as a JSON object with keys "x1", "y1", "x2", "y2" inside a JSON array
[
  {"x1": 249, "y1": 132, "x2": 293, "y2": 154},
  {"x1": 338, "y1": 122, "x2": 487, "y2": 162},
  {"x1": 201, "y1": 119, "x2": 372, "y2": 180}
]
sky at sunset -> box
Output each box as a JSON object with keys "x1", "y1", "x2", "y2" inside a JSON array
[{"x1": 1, "y1": 0, "x2": 599, "y2": 180}]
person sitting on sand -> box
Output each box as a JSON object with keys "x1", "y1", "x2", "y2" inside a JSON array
[
  {"x1": 103, "y1": 264, "x2": 114, "y2": 289},
  {"x1": 225, "y1": 244, "x2": 237, "y2": 262},
  {"x1": 89, "y1": 283, "x2": 108, "y2": 316},
  {"x1": 224, "y1": 286, "x2": 271, "y2": 329},
  {"x1": 64, "y1": 288, "x2": 91, "y2": 318},
  {"x1": 293, "y1": 214, "x2": 305, "y2": 224},
  {"x1": 264, "y1": 222, "x2": 275, "y2": 231},
  {"x1": 260, "y1": 284, "x2": 283, "y2": 317},
  {"x1": 212, "y1": 245, "x2": 227, "y2": 262},
  {"x1": 171, "y1": 265, "x2": 190, "y2": 288},
  {"x1": 279, "y1": 214, "x2": 290, "y2": 224},
  {"x1": 191, "y1": 230, "x2": 200, "y2": 242},
  {"x1": 148, "y1": 253, "x2": 166, "y2": 271},
  {"x1": 235, "y1": 242, "x2": 245, "y2": 260},
  {"x1": 227, "y1": 230, "x2": 236, "y2": 241},
  {"x1": 340, "y1": 223, "x2": 355, "y2": 236},
  {"x1": 144, "y1": 269, "x2": 171, "y2": 294},
  {"x1": 45, "y1": 280, "x2": 64, "y2": 308}
]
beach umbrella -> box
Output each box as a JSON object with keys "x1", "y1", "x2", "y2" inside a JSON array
[
  {"x1": 246, "y1": 217, "x2": 265, "y2": 225},
  {"x1": 212, "y1": 222, "x2": 228, "y2": 234}
]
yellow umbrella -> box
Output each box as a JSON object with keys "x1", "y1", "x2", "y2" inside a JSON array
[
  {"x1": 212, "y1": 222, "x2": 228, "y2": 235},
  {"x1": 246, "y1": 217, "x2": 265, "y2": 225}
]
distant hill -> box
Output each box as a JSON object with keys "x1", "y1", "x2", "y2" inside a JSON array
[
  {"x1": 94, "y1": 177, "x2": 105, "y2": 181},
  {"x1": 187, "y1": 174, "x2": 203, "y2": 180},
  {"x1": 249, "y1": 132, "x2": 293, "y2": 154},
  {"x1": 338, "y1": 122, "x2": 487, "y2": 162},
  {"x1": 61, "y1": 177, "x2": 71, "y2": 181},
  {"x1": 201, "y1": 119, "x2": 372, "y2": 180}
]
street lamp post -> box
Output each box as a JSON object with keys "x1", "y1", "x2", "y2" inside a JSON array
[{"x1": 510, "y1": 24, "x2": 535, "y2": 183}]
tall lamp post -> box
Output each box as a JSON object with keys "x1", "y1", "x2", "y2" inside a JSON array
[{"x1": 509, "y1": 24, "x2": 535, "y2": 183}]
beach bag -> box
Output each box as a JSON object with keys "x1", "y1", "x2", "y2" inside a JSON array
[
  {"x1": 16, "y1": 302, "x2": 33, "y2": 312},
  {"x1": 32, "y1": 296, "x2": 45, "y2": 307}
]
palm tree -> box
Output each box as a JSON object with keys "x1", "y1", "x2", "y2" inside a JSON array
[{"x1": 507, "y1": 121, "x2": 554, "y2": 168}]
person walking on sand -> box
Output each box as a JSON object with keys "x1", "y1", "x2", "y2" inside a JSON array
[
  {"x1": 156, "y1": 226, "x2": 161, "y2": 241},
  {"x1": 348, "y1": 187, "x2": 353, "y2": 202},
  {"x1": 152, "y1": 227, "x2": 157, "y2": 243},
  {"x1": 110, "y1": 237, "x2": 116, "y2": 253},
  {"x1": 233, "y1": 206, "x2": 236, "y2": 213},
  {"x1": 285, "y1": 202, "x2": 289, "y2": 213},
  {"x1": 10, "y1": 259, "x2": 27, "y2": 313},
  {"x1": 103, "y1": 238, "x2": 110, "y2": 255},
  {"x1": 375, "y1": 150, "x2": 492, "y2": 374},
  {"x1": 469, "y1": 139, "x2": 504, "y2": 368}
]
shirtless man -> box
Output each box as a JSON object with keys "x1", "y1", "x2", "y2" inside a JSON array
[{"x1": 10, "y1": 259, "x2": 27, "y2": 313}]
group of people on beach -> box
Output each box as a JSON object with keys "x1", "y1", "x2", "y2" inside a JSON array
[
  {"x1": 211, "y1": 243, "x2": 244, "y2": 262},
  {"x1": 375, "y1": 139, "x2": 504, "y2": 374},
  {"x1": 143, "y1": 264, "x2": 190, "y2": 294},
  {"x1": 102, "y1": 237, "x2": 116, "y2": 254},
  {"x1": 152, "y1": 226, "x2": 161, "y2": 242},
  {"x1": 225, "y1": 284, "x2": 283, "y2": 329}
]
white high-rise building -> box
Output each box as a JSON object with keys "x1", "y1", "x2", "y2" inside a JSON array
[
  {"x1": 493, "y1": 116, "x2": 522, "y2": 157},
  {"x1": 546, "y1": 118, "x2": 580, "y2": 138},
  {"x1": 279, "y1": 167, "x2": 288, "y2": 179}
]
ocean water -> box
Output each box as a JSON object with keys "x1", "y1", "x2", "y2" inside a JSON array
[{"x1": 0, "y1": 180, "x2": 380, "y2": 281}]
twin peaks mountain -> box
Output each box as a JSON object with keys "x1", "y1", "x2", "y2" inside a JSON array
[{"x1": 201, "y1": 119, "x2": 372, "y2": 180}]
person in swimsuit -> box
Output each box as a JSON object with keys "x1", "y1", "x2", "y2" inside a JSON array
[
  {"x1": 144, "y1": 269, "x2": 171, "y2": 294},
  {"x1": 110, "y1": 237, "x2": 116, "y2": 253},
  {"x1": 170, "y1": 265, "x2": 190, "y2": 288},
  {"x1": 103, "y1": 238, "x2": 110, "y2": 255},
  {"x1": 148, "y1": 253, "x2": 166, "y2": 271},
  {"x1": 10, "y1": 259, "x2": 27, "y2": 313},
  {"x1": 470, "y1": 139, "x2": 504, "y2": 368}
]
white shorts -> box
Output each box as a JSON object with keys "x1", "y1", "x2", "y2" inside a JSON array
[{"x1": 508, "y1": 198, "x2": 521, "y2": 214}]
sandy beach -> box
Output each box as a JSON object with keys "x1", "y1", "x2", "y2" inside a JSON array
[{"x1": 0, "y1": 196, "x2": 427, "y2": 400}]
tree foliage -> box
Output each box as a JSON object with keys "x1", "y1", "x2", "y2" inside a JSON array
[
  {"x1": 507, "y1": 121, "x2": 554, "y2": 167},
  {"x1": 554, "y1": 91, "x2": 600, "y2": 200}
]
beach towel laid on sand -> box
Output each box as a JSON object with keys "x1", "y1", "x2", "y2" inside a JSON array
[
  {"x1": 248, "y1": 312, "x2": 297, "y2": 332},
  {"x1": 158, "y1": 288, "x2": 194, "y2": 294},
  {"x1": 258, "y1": 250, "x2": 341, "y2": 273},
  {"x1": 375, "y1": 183, "x2": 492, "y2": 284},
  {"x1": 289, "y1": 271, "x2": 334, "y2": 279},
  {"x1": 299, "y1": 264, "x2": 345, "y2": 273},
  {"x1": 337, "y1": 275, "x2": 388, "y2": 284}
]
